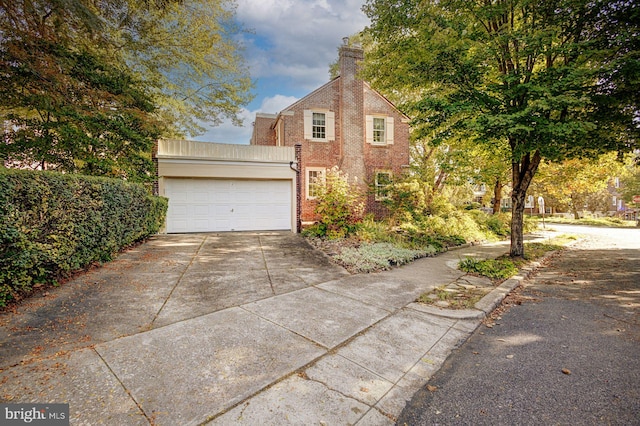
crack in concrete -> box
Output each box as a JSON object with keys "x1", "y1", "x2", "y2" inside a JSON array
[
  {"x1": 149, "y1": 235, "x2": 208, "y2": 328},
  {"x1": 258, "y1": 234, "x2": 276, "y2": 295},
  {"x1": 93, "y1": 347, "x2": 151, "y2": 424}
]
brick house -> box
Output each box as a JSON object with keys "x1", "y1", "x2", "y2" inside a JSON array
[{"x1": 250, "y1": 41, "x2": 411, "y2": 222}]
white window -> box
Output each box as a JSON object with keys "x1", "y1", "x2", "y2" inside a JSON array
[
  {"x1": 304, "y1": 110, "x2": 335, "y2": 141},
  {"x1": 306, "y1": 167, "x2": 326, "y2": 199},
  {"x1": 375, "y1": 171, "x2": 392, "y2": 201},
  {"x1": 366, "y1": 115, "x2": 394, "y2": 145},
  {"x1": 612, "y1": 196, "x2": 617, "y2": 206},
  {"x1": 313, "y1": 113, "x2": 325, "y2": 139},
  {"x1": 373, "y1": 117, "x2": 385, "y2": 144},
  {"x1": 614, "y1": 177, "x2": 620, "y2": 188}
]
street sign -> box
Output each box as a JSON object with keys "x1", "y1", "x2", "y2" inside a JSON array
[
  {"x1": 525, "y1": 195, "x2": 534, "y2": 209},
  {"x1": 633, "y1": 195, "x2": 640, "y2": 204}
]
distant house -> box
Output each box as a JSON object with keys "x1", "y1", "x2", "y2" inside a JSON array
[{"x1": 250, "y1": 41, "x2": 411, "y2": 222}]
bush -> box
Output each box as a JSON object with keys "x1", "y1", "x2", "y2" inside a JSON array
[
  {"x1": 313, "y1": 167, "x2": 365, "y2": 239},
  {"x1": 458, "y1": 257, "x2": 518, "y2": 280},
  {"x1": 466, "y1": 210, "x2": 511, "y2": 238},
  {"x1": 382, "y1": 179, "x2": 429, "y2": 221},
  {"x1": 355, "y1": 215, "x2": 400, "y2": 244},
  {"x1": 0, "y1": 168, "x2": 167, "y2": 306}
]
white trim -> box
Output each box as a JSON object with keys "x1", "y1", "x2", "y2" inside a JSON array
[
  {"x1": 386, "y1": 116, "x2": 394, "y2": 145},
  {"x1": 374, "y1": 170, "x2": 392, "y2": 201},
  {"x1": 366, "y1": 115, "x2": 393, "y2": 146},
  {"x1": 306, "y1": 167, "x2": 326, "y2": 200},
  {"x1": 365, "y1": 115, "x2": 374, "y2": 144},
  {"x1": 303, "y1": 110, "x2": 313, "y2": 140},
  {"x1": 303, "y1": 109, "x2": 335, "y2": 142}
]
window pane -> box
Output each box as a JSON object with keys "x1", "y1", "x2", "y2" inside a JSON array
[
  {"x1": 373, "y1": 117, "x2": 385, "y2": 144},
  {"x1": 376, "y1": 172, "x2": 391, "y2": 199},
  {"x1": 312, "y1": 112, "x2": 326, "y2": 139},
  {"x1": 308, "y1": 170, "x2": 324, "y2": 197}
]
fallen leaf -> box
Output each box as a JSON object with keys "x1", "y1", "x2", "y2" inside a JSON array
[
  {"x1": 473, "y1": 351, "x2": 479, "y2": 355},
  {"x1": 427, "y1": 385, "x2": 438, "y2": 392},
  {"x1": 497, "y1": 339, "x2": 506, "y2": 342},
  {"x1": 562, "y1": 368, "x2": 571, "y2": 375},
  {"x1": 506, "y1": 354, "x2": 514, "y2": 359},
  {"x1": 360, "y1": 387, "x2": 369, "y2": 393}
]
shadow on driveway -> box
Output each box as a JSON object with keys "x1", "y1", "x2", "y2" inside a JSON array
[{"x1": 0, "y1": 232, "x2": 348, "y2": 369}]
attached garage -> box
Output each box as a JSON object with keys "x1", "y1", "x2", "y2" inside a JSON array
[
  {"x1": 156, "y1": 140, "x2": 297, "y2": 233},
  {"x1": 164, "y1": 178, "x2": 291, "y2": 233}
]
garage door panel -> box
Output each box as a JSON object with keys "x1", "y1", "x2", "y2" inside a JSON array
[{"x1": 165, "y1": 178, "x2": 291, "y2": 233}]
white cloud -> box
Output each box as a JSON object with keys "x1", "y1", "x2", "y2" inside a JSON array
[
  {"x1": 236, "y1": 0, "x2": 370, "y2": 88},
  {"x1": 193, "y1": 1, "x2": 369, "y2": 144},
  {"x1": 192, "y1": 108, "x2": 254, "y2": 144},
  {"x1": 259, "y1": 94, "x2": 299, "y2": 113}
]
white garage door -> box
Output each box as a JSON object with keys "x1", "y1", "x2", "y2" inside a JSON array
[{"x1": 164, "y1": 178, "x2": 292, "y2": 233}]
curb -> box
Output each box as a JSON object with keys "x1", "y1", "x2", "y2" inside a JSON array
[{"x1": 411, "y1": 247, "x2": 565, "y2": 321}]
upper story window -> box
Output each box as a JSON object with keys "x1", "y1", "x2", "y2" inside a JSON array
[
  {"x1": 312, "y1": 113, "x2": 326, "y2": 139},
  {"x1": 366, "y1": 115, "x2": 394, "y2": 145},
  {"x1": 373, "y1": 117, "x2": 385, "y2": 144},
  {"x1": 304, "y1": 109, "x2": 335, "y2": 142}
]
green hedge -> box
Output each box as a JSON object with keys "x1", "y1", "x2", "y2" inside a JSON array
[{"x1": 0, "y1": 168, "x2": 167, "y2": 306}]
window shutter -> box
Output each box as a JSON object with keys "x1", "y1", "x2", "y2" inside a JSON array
[
  {"x1": 386, "y1": 116, "x2": 394, "y2": 145},
  {"x1": 365, "y1": 115, "x2": 373, "y2": 144},
  {"x1": 326, "y1": 111, "x2": 335, "y2": 141},
  {"x1": 303, "y1": 110, "x2": 312, "y2": 139}
]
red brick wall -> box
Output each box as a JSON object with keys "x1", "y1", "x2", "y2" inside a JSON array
[
  {"x1": 251, "y1": 45, "x2": 411, "y2": 222},
  {"x1": 363, "y1": 84, "x2": 411, "y2": 218},
  {"x1": 279, "y1": 80, "x2": 342, "y2": 221},
  {"x1": 250, "y1": 115, "x2": 277, "y2": 146}
]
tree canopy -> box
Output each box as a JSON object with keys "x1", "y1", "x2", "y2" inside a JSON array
[
  {"x1": 362, "y1": 0, "x2": 639, "y2": 256},
  {"x1": 0, "y1": 0, "x2": 252, "y2": 182},
  {"x1": 530, "y1": 154, "x2": 626, "y2": 218}
]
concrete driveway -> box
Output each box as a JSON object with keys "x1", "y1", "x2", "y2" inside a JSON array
[
  {"x1": 0, "y1": 232, "x2": 349, "y2": 368},
  {"x1": 1, "y1": 230, "x2": 528, "y2": 425}
]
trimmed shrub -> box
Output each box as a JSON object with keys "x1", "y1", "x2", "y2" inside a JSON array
[{"x1": 0, "y1": 168, "x2": 167, "y2": 306}]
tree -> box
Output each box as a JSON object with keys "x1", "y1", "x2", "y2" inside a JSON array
[
  {"x1": 0, "y1": 0, "x2": 252, "y2": 180},
  {"x1": 530, "y1": 153, "x2": 625, "y2": 218},
  {"x1": 0, "y1": 6, "x2": 161, "y2": 181},
  {"x1": 620, "y1": 162, "x2": 640, "y2": 204},
  {"x1": 100, "y1": 0, "x2": 253, "y2": 136},
  {"x1": 362, "y1": 0, "x2": 639, "y2": 257}
]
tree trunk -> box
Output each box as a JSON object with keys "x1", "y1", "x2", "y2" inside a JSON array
[
  {"x1": 571, "y1": 194, "x2": 580, "y2": 219},
  {"x1": 510, "y1": 150, "x2": 542, "y2": 258},
  {"x1": 492, "y1": 178, "x2": 503, "y2": 214},
  {"x1": 511, "y1": 190, "x2": 526, "y2": 257},
  {"x1": 434, "y1": 170, "x2": 448, "y2": 194}
]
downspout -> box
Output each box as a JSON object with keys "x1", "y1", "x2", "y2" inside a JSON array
[{"x1": 292, "y1": 144, "x2": 302, "y2": 233}]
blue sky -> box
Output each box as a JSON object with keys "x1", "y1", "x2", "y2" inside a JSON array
[{"x1": 192, "y1": 0, "x2": 370, "y2": 144}]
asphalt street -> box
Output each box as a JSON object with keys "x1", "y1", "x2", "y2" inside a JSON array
[{"x1": 397, "y1": 224, "x2": 640, "y2": 426}]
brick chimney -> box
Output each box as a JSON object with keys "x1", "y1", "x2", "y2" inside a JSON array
[{"x1": 338, "y1": 40, "x2": 366, "y2": 186}]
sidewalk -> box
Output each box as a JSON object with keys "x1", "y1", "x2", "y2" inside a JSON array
[{"x1": 0, "y1": 233, "x2": 551, "y2": 425}]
